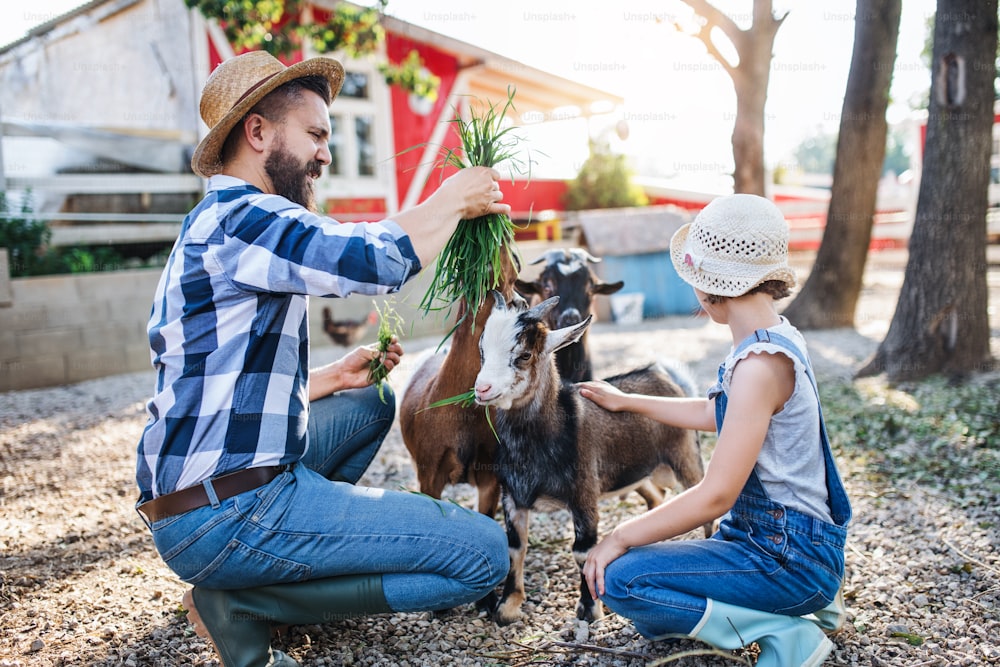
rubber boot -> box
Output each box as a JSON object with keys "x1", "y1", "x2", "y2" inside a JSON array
[
  {"x1": 184, "y1": 574, "x2": 392, "y2": 667},
  {"x1": 805, "y1": 586, "x2": 846, "y2": 635},
  {"x1": 691, "y1": 598, "x2": 834, "y2": 667}
]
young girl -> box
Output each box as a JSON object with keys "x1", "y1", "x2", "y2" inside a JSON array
[{"x1": 580, "y1": 194, "x2": 851, "y2": 667}]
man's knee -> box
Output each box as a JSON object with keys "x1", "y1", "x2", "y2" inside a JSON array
[{"x1": 370, "y1": 385, "x2": 397, "y2": 421}]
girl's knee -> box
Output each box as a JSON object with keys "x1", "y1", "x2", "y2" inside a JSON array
[
  {"x1": 600, "y1": 558, "x2": 632, "y2": 605},
  {"x1": 598, "y1": 562, "x2": 705, "y2": 638}
]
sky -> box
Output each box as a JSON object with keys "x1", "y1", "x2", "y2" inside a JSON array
[
  {"x1": 2, "y1": 0, "x2": 940, "y2": 183},
  {"x1": 386, "y1": 0, "x2": 938, "y2": 182}
]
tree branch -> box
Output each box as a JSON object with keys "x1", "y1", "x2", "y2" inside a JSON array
[
  {"x1": 679, "y1": 0, "x2": 742, "y2": 44},
  {"x1": 754, "y1": 0, "x2": 789, "y2": 42}
]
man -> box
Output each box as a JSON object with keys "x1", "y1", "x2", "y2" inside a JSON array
[{"x1": 135, "y1": 51, "x2": 510, "y2": 667}]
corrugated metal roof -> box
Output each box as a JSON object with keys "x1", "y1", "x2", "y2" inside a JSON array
[
  {"x1": 572, "y1": 205, "x2": 692, "y2": 256},
  {"x1": 0, "y1": 0, "x2": 141, "y2": 54}
]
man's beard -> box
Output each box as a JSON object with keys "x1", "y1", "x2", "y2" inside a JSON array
[{"x1": 264, "y1": 141, "x2": 323, "y2": 211}]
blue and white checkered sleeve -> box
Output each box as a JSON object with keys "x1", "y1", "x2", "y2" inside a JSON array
[{"x1": 215, "y1": 195, "x2": 421, "y2": 297}]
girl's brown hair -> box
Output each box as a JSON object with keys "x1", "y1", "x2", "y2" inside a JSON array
[{"x1": 703, "y1": 280, "x2": 791, "y2": 305}]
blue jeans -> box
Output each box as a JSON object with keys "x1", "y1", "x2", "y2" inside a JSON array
[
  {"x1": 147, "y1": 386, "x2": 509, "y2": 612},
  {"x1": 600, "y1": 501, "x2": 846, "y2": 638}
]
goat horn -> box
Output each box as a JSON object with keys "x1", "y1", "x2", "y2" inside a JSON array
[
  {"x1": 571, "y1": 248, "x2": 602, "y2": 264},
  {"x1": 529, "y1": 249, "x2": 570, "y2": 266},
  {"x1": 527, "y1": 295, "x2": 560, "y2": 321},
  {"x1": 491, "y1": 290, "x2": 507, "y2": 310}
]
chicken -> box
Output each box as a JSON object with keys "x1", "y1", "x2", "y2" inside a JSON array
[{"x1": 321, "y1": 307, "x2": 378, "y2": 347}]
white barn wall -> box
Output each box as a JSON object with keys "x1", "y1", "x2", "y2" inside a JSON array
[{"x1": 0, "y1": 0, "x2": 200, "y2": 140}]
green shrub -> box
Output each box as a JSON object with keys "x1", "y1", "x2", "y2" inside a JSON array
[
  {"x1": 1, "y1": 192, "x2": 165, "y2": 277},
  {"x1": 0, "y1": 192, "x2": 54, "y2": 277},
  {"x1": 821, "y1": 375, "x2": 1000, "y2": 506},
  {"x1": 563, "y1": 141, "x2": 648, "y2": 211}
]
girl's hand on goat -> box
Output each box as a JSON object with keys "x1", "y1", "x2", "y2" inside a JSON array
[
  {"x1": 309, "y1": 338, "x2": 403, "y2": 399},
  {"x1": 579, "y1": 380, "x2": 630, "y2": 412},
  {"x1": 583, "y1": 529, "x2": 630, "y2": 599}
]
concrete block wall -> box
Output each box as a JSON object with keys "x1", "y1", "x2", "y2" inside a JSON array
[
  {"x1": 0, "y1": 268, "x2": 161, "y2": 392},
  {"x1": 0, "y1": 240, "x2": 574, "y2": 393}
]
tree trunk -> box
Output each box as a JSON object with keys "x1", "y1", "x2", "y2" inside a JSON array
[
  {"x1": 731, "y1": 43, "x2": 771, "y2": 196},
  {"x1": 782, "y1": 0, "x2": 902, "y2": 329},
  {"x1": 858, "y1": 0, "x2": 997, "y2": 381},
  {"x1": 677, "y1": 0, "x2": 785, "y2": 196}
]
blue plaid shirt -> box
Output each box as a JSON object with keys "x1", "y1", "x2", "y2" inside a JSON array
[{"x1": 136, "y1": 176, "x2": 420, "y2": 501}]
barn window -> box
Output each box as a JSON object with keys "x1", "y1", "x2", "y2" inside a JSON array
[
  {"x1": 327, "y1": 115, "x2": 342, "y2": 176},
  {"x1": 324, "y1": 69, "x2": 378, "y2": 180},
  {"x1": 356, "y1": 115, "x2": 374, "y2": 176},
  {"x1": 340, "y1": 71, "x2": 370, "y2": 99}
]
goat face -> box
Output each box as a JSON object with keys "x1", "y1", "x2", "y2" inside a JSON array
[
  {"x1": 474, "y1": 292, "x2": 591, "y2": 410},
  {"x1": 515, "y1": 248, "x2": 624, "y2": 329}
]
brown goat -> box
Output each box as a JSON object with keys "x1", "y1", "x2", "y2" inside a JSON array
[
  {"x1": 473, "y1": 292, "x2": 709, "y2": 624},
  {"x1": 399, "y1": 247, "x2": 521, "y2": 517}
]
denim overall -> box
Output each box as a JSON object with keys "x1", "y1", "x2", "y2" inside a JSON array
[
  {"x1": 714, "y1": 329, "x2": 852, "y2": 607},
  {"x1": 599, "y1": 328, "x2": 852, "y2": 638}
]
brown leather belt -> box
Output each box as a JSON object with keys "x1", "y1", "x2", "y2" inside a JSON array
[{"x1": 137, "y1": 465, "x2": 289, "y2": 523}]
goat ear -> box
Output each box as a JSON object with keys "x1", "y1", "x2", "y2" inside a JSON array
[
  {"x1": 514, "y1": 278, "x2": 542, "y2": 296},
  {"x1": 593, "y1": 280, "x2": 625, "y2": 296},
  {"x1": 527, "y1": 295, "x2": 560, "y2": 321},
  {"x1": 545, "y1": 314, "x2": 593, "y2": 354}
]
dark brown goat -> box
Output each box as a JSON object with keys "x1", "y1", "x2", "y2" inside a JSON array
[
  {"x1": 473, "y1": 292, "x2": 708, "y2": 624},
  {"x1": 515, "y1": 248, "x2": 623, "y2": 382},
  {"x1": 398, "y1": 248, "x2": 521, "y2": 517}
]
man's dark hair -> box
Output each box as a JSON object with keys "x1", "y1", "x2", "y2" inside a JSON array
[{"x1": 221, "y1": 75, "x2": 332, "y2": 163}]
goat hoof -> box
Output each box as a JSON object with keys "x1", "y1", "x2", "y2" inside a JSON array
[
  {"x1": 494, "y1": 611, "x2": 520, "y2": 626},
  {"x1": 575, "y1": 601, "x2": 605, "y2": 623},
  {"x1": 494, "y1": 600, "x2": 523, "y2": 626},
  {"x1": 476, "y1": 591, "x2": 498, "y2": 614}
]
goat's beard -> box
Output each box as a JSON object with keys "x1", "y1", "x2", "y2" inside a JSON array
[{"x1": 264, "y1": 140, "x2": 322, "y2": 211}]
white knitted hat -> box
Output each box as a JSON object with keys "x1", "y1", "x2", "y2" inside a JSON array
[{"x1": 670, "y1": 194, "x2": 796, "y2": 297}]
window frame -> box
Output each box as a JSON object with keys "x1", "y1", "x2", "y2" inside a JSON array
[{"x1": 309, "y1": 54, "x2": 396, "y2": 210}]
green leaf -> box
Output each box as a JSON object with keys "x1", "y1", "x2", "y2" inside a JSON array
[{"x1": 367, "y1": 299, "x2": 404, "y2": 403}]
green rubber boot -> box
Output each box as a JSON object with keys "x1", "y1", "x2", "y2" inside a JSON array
[
  {"x1": 691, "y1": 598, "x2": 834, "y2": 667},
  {"x1": 806, "y1": 586, "x2": 847, "y2": 635},
  {"x1": 184, "y1": 574, "x2": 392, "y2": 667}
]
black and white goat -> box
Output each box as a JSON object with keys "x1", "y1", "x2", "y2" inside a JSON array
[
  {"x1": 515, "y1": 248, "x2": 623, "y2": 382},
  {"x1": 474, "y1": 292, "x2": 708, "y2": 625}
]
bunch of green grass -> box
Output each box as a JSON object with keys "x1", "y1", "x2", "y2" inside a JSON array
[
  {"x1": 367, "y1": 299, "x2": 404, "y2": 404},
  {"x1": 422, "y1": 388, "x2": 499, "y2": 442},
  {"x1": 418, "y1": 87, "x2": 526, "y2": 333}
]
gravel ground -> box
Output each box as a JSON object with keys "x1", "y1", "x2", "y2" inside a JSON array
[{"x1": 1, "y1": 251, "x2": 998, "y2": 667}]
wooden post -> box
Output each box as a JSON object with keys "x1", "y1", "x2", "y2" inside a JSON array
[
  {"x1": 0, "y1": 249, "x2": 12, "y2": 307},
  {"x1": 0, "y1": 98, "x2": 6, "y2": 194}
]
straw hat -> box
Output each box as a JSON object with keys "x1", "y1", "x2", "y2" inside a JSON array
[
  {"x1": 670, "y1": 194, "x2": 796, "y2": 297},
  {"x1": 191, "y1": 51, "x2": 345, "y2": 178}
]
